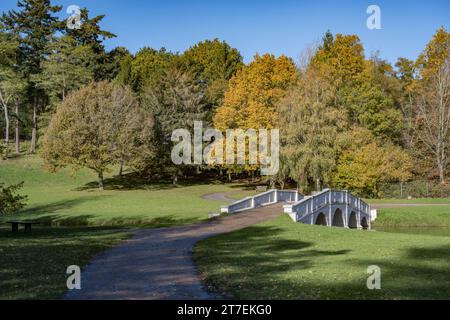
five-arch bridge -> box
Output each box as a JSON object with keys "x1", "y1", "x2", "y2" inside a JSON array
[{"x1": 221, "y1": 188, "x2": 372, "y2": 230}]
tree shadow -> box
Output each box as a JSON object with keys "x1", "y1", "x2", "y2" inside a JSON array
[
  {"x1": 348, "y1": 244, "x2": 450, "y2": 299},
  {"x1": 75, "y1": 173, "x2": 227, "y2": 191},
  {"x1": 19, "y1": 196, "x2": 108, "y2": 216},
  {"x1": 194, "y1": 225, "x2": 352, "y2": 299},
  {"x1": 0, "y1": 226, "x2": 127, "y2": 299}
]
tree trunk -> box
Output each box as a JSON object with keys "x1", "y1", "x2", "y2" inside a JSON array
[
  {"x1": 119, "y1": 161, "x2": 124, "y2": 177},
  {"x1": 3, "y1": 104, "x2": 9, "y2": 145},
  {"x1": 15, "y1": 103, "x2": 20, "y2": 154},
  {"x1": 172, "y1": 174, "x2": 178, "y2": 185},
  {"x1": 438, "y1": 161, "x2": 445, "y2": 184},
  {"x1": 30, "y1": 98, "x2": 37, "y2": 154},
  {"x1": 98, "y1": 172, "x2": 104, "y2": 191}
]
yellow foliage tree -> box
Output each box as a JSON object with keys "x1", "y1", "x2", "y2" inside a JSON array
[
  {"x1": 214, "y1": 53, "x2": 298, "y2": 130},
  {"x1": 212, "y1": 54, "x2": 298, "y2": 178},
  {"x1": 332, "y1": 128, "x2": 413, "y2": 197}
]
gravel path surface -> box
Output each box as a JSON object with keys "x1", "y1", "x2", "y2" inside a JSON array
[{"x1": 65, "y1": 203, "x2": 284, "y2": 300}]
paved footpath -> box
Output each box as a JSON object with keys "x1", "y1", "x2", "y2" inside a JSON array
[
  {"x1": 66, "y1": 203, "x2": 284, "y2": 300},
  {"x1": 65, "y1": 192, "x2": 449, "y2": 300}
]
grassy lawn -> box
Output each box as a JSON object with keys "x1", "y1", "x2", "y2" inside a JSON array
[
  {"x1": 367, "y1": 198, "x2": 450, "y2": 204},
  {"x1": 194, "y1": 214, "x2": 450, "y2": 300},
  {"x1": 0, "y1": 155, "x2": 238, "y2": 227},
  {"x1": 374, "y1": 206, "x2": 450, "y2": 227},
  {"x1": 0, "y1": 226, "x2": 128, "y2": 299}
]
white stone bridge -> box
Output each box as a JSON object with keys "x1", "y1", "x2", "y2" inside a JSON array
[{"x1": 221, "y1": 189, "x2": 372, "y2": 230}]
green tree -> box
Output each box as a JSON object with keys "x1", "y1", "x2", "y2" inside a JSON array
[
  {"x1": 182, "y1": 39, "x2": 244, "y2": 119},
  {"x1": 0, "y1": 27, "x2": 25, "y2": 157},
  {"x1": 130, "y1": 47, "x2": 175, "y2": 93},
  {"x1": 42, "y1": 81, "x2": 154, "y2": 190},
  {"x1": 65, "y1": 7, "x2": 116, "y2": 81},
  {"x1": 340, "y1": 61, "x2": 403, "y2": 141},
  {"x1": 32, "y1": 36, "x2": 95, "y2": 102},
  {"x1": 1, "y1": 0, "x2": 62, "y2": 153},
  {"x1": 141, "y1": 63, "x2": 207, "y2": 183},
  {"x1": 278, "y1": 67, "x2": 345, "y2": 192}
]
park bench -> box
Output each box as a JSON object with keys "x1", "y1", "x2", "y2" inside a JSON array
[{"x1": 7, "y1": 221, "x2": 40, "y2": 233}]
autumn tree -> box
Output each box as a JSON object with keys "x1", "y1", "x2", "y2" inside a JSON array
[
  {"x1": 332, "y1": 128, "x2": 413, "y2": 197},
  {"x1": 412, "y1": 27, "x2": 450, "y2": 184},
  {"x1": 213, "y1": 53, "x2": 297, "y2": 179},
  {"x1": 312, "y1": 32, "x2": 365, "y2": 86},
  {"x1": 214, "y1": 53, "x2": 298, "y2": 130},
  {"x1": 278, "y1": 67, "x2": 345, "y2": 192},
  {"x1": 42, "y1": 82, "x2": 154, "y2": 190}
]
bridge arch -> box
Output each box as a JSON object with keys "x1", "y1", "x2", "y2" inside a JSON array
[
  {"x1": 361, "y1": 217, "x2": 369, "y2": 230},
  {"x1": 315, "y1": 213, "x2": 327, "y2": 226},
  {"x1": 348, "y1": 212, "x2": 358, "y2": 229},
  {"x1": 332, "y1": 209, "x2": 345, "y2": 227}
]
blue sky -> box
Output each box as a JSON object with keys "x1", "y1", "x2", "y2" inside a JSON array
[{"x1": 1, "y1": 0, "x2": 449, "y2": 64}]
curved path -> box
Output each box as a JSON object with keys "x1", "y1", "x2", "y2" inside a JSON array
[
  {"x1": 201, "y1": 191, "x2": 244, "y2": 202},
  {"x1": 66, "y1": 203, "x2": 284, "y2": 300},
  {"x1": 65, "y1": 191, "x2": 449, "y2": 300}
]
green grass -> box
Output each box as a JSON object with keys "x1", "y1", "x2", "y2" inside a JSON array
[
  {"x1": 0, "y1": 226, "x2": 128, "y2": 299},
  {"x1": 0, "y1": 155, "x2": 238, "y2": 227},
  {"x1": 226, "y1": 190, "x2": 259, "y2": 200},
  {"x1": 374, "y1": 206, "x2": 450, "y2": 227},
  {"x1": 367, "y1": 198, "x2": 450, "y2": 204},
  {"x1": 194, "y1": 215, "x2": 450, "y2": 300}
]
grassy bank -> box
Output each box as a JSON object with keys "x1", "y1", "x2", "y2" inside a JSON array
[
  {"x1": 374, "y1": 206, "x2": 450, "y2": 227},
  {"x1": 194, "y1": 215, "x2": 450, "y2": 300},
  {"x1": 0, "y1": 155, "x2": 237, "y2": 227},
  {"x1": 0, "y1": 226, "x2": 128, "y2": 299},
  {"x1": 367, "y1": 198, "x2": 450, "y2": 204}
]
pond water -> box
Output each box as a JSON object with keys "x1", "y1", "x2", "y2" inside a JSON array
[{"x1": 375, "y1": 227, "x2": 450, "y2": 237}]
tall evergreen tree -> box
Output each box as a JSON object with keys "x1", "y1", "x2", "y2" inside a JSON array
[
  {"x1": 141, "y1": 62, "x2": 207, "y2": 183},
  {"x1": 65, "y1": 8, "x2": 116, "y2": 80},
  {"x1": 1, "y1": 0, "x2": 62, "y2": 153},
  {"x1": 181, "y1": 39, "x2": 244, "y2": 120}
]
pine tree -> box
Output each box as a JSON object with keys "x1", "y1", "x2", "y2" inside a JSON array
[{"x1": 1, "y1": 0, "x2": 62, "y2": 154}]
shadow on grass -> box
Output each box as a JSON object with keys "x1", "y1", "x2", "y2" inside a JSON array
[
  {"x1": 194, "y1": 225, "x2": 352, "y2": 299},
  {"x1": 349, "y1": 245, "x2": 450, "y2": 299},
  {"x1": 0, "y1": 226, "x2": 127, "y2": 300},
  {"x1": 20, "y1": 196, "x2": 108, "y2": 216},
  {"x1": 195, "y1": 225, "x2": 450, "y2": 299},
  {"x1": 75, "y1": 173, "x2": 228, "y2": 191}
]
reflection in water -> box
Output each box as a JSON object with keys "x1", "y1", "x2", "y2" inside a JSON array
[{"x1": 376, "y1": 227, "x2": 450, "y2": 237}]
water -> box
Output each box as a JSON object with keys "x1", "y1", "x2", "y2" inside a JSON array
[{"x1": 376, "y1": 227, "x2": 450, "y2": 237}]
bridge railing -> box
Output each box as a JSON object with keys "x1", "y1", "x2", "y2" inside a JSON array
[
  {"x1": 284, "y1": 189, "x2": 370, "y2": 221},
  {"x1": 221, "y1": 189, "x2": 303, "y2": 214}
]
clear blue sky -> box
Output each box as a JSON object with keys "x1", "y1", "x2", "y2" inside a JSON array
[{"x1": 1, "y1": 0, "x2": 449, "y2": 64}]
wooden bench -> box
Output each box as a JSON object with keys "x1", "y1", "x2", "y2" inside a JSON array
[{"x1": 7, "y1": 221, "x2": 40, "y2": 233}]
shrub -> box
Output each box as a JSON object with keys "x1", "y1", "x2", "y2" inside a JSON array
[{"x1": 0, "y1": 182, "x2": 27, "y2": 215}]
